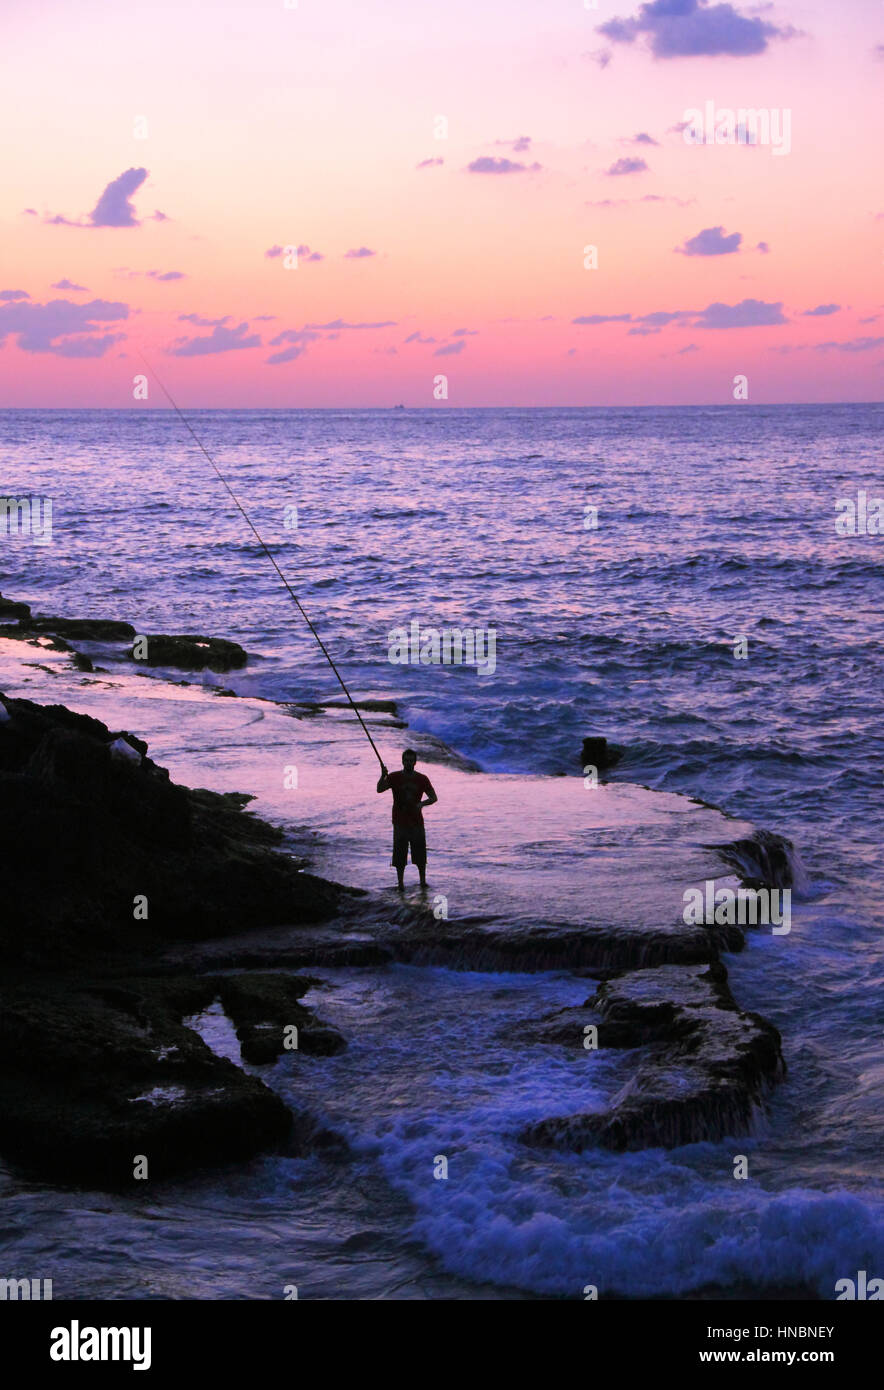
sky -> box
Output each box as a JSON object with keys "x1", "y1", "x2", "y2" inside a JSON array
[{"x1": 1, "y1": 0, "x2": 882, "y2": 406}]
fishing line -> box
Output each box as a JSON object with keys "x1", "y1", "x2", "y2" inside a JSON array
[{"x1": 139, "y1": 353, "x2": 387, "y2": 770}]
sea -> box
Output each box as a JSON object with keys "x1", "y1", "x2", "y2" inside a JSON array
[{"x1": 1, "y1": 404, "x2": 882, "y2": 1299}]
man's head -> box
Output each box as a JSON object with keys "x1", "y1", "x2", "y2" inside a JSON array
[{"x1": 402, "y1": 749, "x2": 417, "y2": 771}]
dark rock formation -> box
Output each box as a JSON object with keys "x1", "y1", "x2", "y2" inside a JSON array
[
  {"x1": 212, "y1": 972, "x2": 346, "y2": 1064},
  {"x1": 711, "y1": 829, "x2": 798, "y2": 890},
  {"x1": 521, "y1": 962, "x2": 784, "y2": 1153},
  {"x1": 0, "y1": 692, "x2": 342, "y2": 966},
  {"x1": 320, "y1": 697, "x2": 399, "y2": 715},
  {"x1": 127, "y1": 633, "x2": 248, "y2": 672},
  {"x1": 3, "y1": 602, "x2": 247, "y2": 676},
  {"x1": 0, "y1": 979, "x2": 293, "y2": 1185},
  {"x1": 0, "y1": 593, "x2": 32, "y2": 622},
  {"x1": 580, "y1": 736, "x2": 622, "y2": 772},
  {"x1": 389, "y1": 917, "x2": 743, "y2": 976},
  {"x1": 23, "y1": 616, "x2": 136, "y2": 640},
  {"x1": 0, "y1": 690, "x2": 353, "y2": 1186}
]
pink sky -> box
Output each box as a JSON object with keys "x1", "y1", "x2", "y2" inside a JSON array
[{"x1": 1, "y1": 0, "x2": 882, "y2": 406}]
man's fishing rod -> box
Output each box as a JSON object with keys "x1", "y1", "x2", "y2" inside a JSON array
[{"x1": 138, "y1": 353, "x2": 387, "y2": 771}]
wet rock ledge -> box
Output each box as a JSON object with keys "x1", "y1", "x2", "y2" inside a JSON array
[{"x1": 521, "y1": 961, "x2": 785, "y2": 1152}]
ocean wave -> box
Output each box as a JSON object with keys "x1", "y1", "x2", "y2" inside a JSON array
[{"x1": 363, "y1": 1125, "x2": 884, "y2": 1297}]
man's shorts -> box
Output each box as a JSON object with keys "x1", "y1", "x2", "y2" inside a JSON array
[{"x1": 392, "y1": 825, "x2": 427, "y2": 870}]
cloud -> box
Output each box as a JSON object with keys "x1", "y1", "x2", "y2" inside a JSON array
[
  {"x1": 694, "y1": 298, "x2": 786, "y2": 328},
  {"x1": 802, "y1": 303, "x2": 841, "y2": 317},
  {"x1": 265, "y1": 244, "x2": 322, "y2": 262},
  {"x1": 269, "y1": 329, "x2": 320, "y2": 345},
  {"x1": 573, "y1": 309, "x2": 690, "y2": 329},
  {"x1": 586, "y1": 193, "x2": 695, "y2": 207},
  {"x1": 266, "y1": 328, "x2": 320, "y2": 363},
  {"x1": 42, "y1": 167, "x2": 150, "y2": 227},
  {"x1": 416, "y1": 157, "x2": 444, "y2": 169},
  {"x1": 405, "y1": 331, "x2": 437, "y2": 345},
  {"x1": 677, "y1": 225, "x2": 742, "y2": 256},
  {"x1": 168, "y1": 322, "x2": 260, "y2": 356},
  {"x1": 572, "y1": 299, "x2": 787, "y2": 331},
  {"x1": 22, "y1": 208, "x2": 37, "y2": 216},
  {"x1": 627, "y1": 132, "x2": 659, "y2": 145},
  {"x1": 304, "y1": 318, "x2": 396, "y2": 330},
  {"x1": 466, "y1": 156, "x2": 542, "y2": 174},
  {"x1": 89, "y1": 167, "x2": 148, "y2": 227},
  {"x1": 641, "y1": 310, "x2": 690, "y2": 325},
  {"x1": 178, "y1": 313, "x2": 230, "y2": 327},
  {"x1": 573, "y1": 313, "x2": 634, "y2": 325},
  {"x1": 598, "y1": 0, "x2": 796, "y2": 59},
  {"x1": 677, "y1": 343, "x2": 700, "y2": 353},
  {"x1": 44, "y1": 168, "x2": 161, "y2": 229},
  {"x1": 585, "y1": 47, "x2": 613, "y2": 68},
  {"x1": 452, "y1": 328, "x2": 478, "y2": 336},
  {"x1": 266, "y1": 345, "x2": 308, "y2": 364},
  {"x1": 114, "y1": 268, "x2": 186, "y2": 282},
  {"x1": 628, "y1": 325, "x2": 662, "y2": 335},
  {"x1": 0, "y1": 296, "x2": 128, "y2": 355},
  {"x1": 434, "y1": 340, "x2": 466, "y2": 356},
  {"x1": 344, "y1": 246, "x2": 376, "y2": 258},
  {"x1": 0, "y1": 289, "x2": 30, "y2": 301},
  {"x1": 756, "y1": 240, "x2": 770, "y2": 253},
  {"x1": 495, "y1": 136, "x2": 532, "y2": 152},
  {"x1": 264, "y1": 326, "x2": 322, "y2": 364},
  {"x1": 813, "y1": 337, "x2": 884, "y2": 353},
  {"x1": 54, "y1": 334, "x2": 126, "y2": 358},
  {"x1": 51, "y1": 279, "x2": 88, "y2": 292},
  {"x1": 606, "y1": 157, "x2": 649, "y2": 176}
]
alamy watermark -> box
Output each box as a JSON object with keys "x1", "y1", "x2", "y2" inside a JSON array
[
  {"x1": 388, "y1": 620, "x2": 496, "y2": 676},
  {"x1": 0, "y1": 495, "x2": 53, "y2": 545},
  {"x1": 682, "y1": 101, "x2": 791, "y2": 156},
  {"x1": 683, "y1": 880, "x2": 791, "y2": 934},
  {"x1": 835, "y1": 490, "x2": 883, "y2": 536},
  {"x1": 50, "y1": 1322, "x2": 151, "y2": 1370},
  {"x1": 1, "y1": 1276, "x2": 52, "y2": 1300},
  {"x1": 835, "y1": 1270, "x2": 882, "y2": 1299}
]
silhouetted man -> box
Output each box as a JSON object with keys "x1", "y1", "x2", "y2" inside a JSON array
[{"x1": 376, "y1": 749, "x2": 438, "y2": 891}]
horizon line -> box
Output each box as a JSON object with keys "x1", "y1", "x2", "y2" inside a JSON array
[{"x1": 1, "y1": 399, "x2": 882, "y2": 412}]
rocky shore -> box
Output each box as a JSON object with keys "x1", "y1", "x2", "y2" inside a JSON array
[
  {"x1": 1, "y1": 594, "x2": 787, "y2": 1190},
  {"x1": 0, "y1": 594, "x2": 358, "y2": 1183}
]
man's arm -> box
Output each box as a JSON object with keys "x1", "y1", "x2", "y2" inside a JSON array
[
  {"x1": 376, "y1": 764, "x2": 391, "y2": 793},
  {"x1": 420, "y1": 776, "x2": 438, "y2": 809}
]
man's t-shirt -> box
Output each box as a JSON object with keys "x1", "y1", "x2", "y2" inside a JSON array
[{"x1": 386, "y1": 770, "x2": 435, "y2": 829}]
